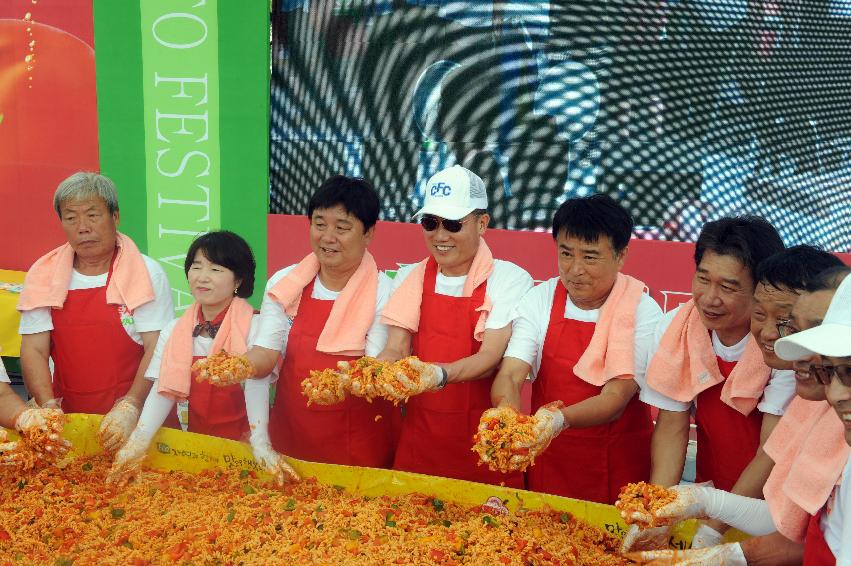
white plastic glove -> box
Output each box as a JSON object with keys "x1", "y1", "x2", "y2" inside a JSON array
[
  {"x1": 0, "y1": 429, "x2": 20, "y2": 466},
  {"x1": 620, "y1": 524, "x2": 672, "y2": 553},
  {"x1": 626, "y1": 542, "x2": 747, "y2": 565},
  {"x1": 106, "y1": 430, "x2": 150, "y2": 487},
  {"x1": 624, "y1": 484, "x2": 710, "y2": 526},
  {"x1": 690, "y1": 523, "x2": 724, "y2": 549},
  {"x1": 382, "y1": 359, "x2": 445, "y2": 402},
  {"x1": 250, "y1": 433, "x2": 300, "y2": 485},
  {"x1": 13, "y1": 407, "x2": 71, "y2": 458},
  {"x1": 98, "y1": 397, "x2": 141, "y2": 452},
  {"x1": 512, "y1": 402, "x2": 565, "y2": 453}
]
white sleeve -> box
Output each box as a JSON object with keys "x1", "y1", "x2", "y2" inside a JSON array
[
  {"x1": 134, "y1": 388, "x2": 177, "y2": 443},
  {"x1": 251, "y1": 268, "x2": 294, "y2": 352},
  {"x1": 18, "y1": 307, "x2": 53, "y2": 335},
  {"x1": 144, "y1": 320, "x2": 177, "y2": 381},
  {"x1": 638, "y1": 307, "x2": 691, "y2": 412},
  {"x1": 243, "y1": 376, "x2": 272, "y2": 443},
  {"x1": 364, "y1": 273, "x2": 392, "y2": 357},
  {"x1": 133, "y1": 257, "x2": 176, "y2": 332},
  {"x1": 702, "y1": 488, "x2": 778, "y2": 536},
  {"x1": 503, "y1": 281, "x2": 551, "y2": 377},
  {"x1": 757, "y1": 369, "x2": 797, "y2": 416},
  {"x1": 836, "y1": 459, "x2": 851, "y2": 566},
  {"x1": 0, "y1": 359, "x2": 9, "y2": 383},
  {"x1": 485, "y1": 262, "x2": 534, "y2": 330},
  {"x1": 632, "y1": 293, "x2": 663, "y2": 385}
]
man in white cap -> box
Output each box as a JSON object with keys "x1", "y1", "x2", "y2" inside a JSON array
[{"x1": 378, "y1": 165, "x2": 533, "y2": 485}]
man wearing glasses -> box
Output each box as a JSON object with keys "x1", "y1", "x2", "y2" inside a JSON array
[
  {"x1": 378, "y1": 165, "x2": 533, "y2": 485},
  {"x1": 622, "y1": 265, "x2": 851, "y2": 565}
]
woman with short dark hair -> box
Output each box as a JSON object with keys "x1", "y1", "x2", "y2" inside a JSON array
[{"x1": 107, "y1": 231, "x2": 298, "y2": 485}]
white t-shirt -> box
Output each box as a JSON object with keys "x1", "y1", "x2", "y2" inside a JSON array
[
  {"x1": 252, "y1": 265, "x2": 393, "y2": 358},
  {"x1": 639, "y1": 305, "x2": 797, "y2": 415},
  {"x1": 504, "y1": 276, "x2": 663, "y2": 379},
  {"x1": 145, "y1": 314, "x2": 271, "y2": 381},
  {"x1": 822, "y1": 455, "x2": 851, "y2": 564},
  {"x1": 390, "y1": 259, "x2": 534, "y2": 332},
  {"x1": 0, "y1": 358, "x2": 9, "y2": 384},
  {"x1": 18, "y1": 255, "x2": 174, "y2": 345}
]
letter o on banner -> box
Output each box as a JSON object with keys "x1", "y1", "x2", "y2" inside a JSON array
[{"x1": 152, "y1": 12, "x2": 207, "y2": 49}]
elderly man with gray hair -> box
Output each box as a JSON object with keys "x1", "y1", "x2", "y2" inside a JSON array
[{"x1": 17, "y1": 172, "x2": 174, "y2": 453}]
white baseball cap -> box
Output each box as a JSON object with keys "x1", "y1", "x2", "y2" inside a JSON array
[
  {"x1": 413, "y1": 165, "x2": 488, "y2": 221},
  {"x1": 776, "y1": 272, "x2": 851, "y2": 360}
]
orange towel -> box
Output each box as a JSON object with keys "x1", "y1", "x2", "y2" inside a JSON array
[
  {"x1": 157, "y1": 298, "x2": 254, "y2": 401},
  {"x1": 267, "y1": 251, "x2": 378, "y2": 356},
  {"x1": 18, "y1": 232, "x2": 155, "y2": 313},
  {"x1": 646, "y1": 299, "x2": 771, "y2": 414},
  {"x1": 381, "y1": 239, "x2": 494, "y2": 341},
  {"x1": 763, "y1": 397, "x2": 850, "y2": 541},
  {"x1": 573, "y1": 273, "x2": 646, "y2": 386}
]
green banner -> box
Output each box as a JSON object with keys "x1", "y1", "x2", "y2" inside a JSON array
[{"x1": 94, "y1": 0, "x2": 269, "y2": 311}]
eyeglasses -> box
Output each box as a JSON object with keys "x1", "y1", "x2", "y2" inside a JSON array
[
  {"x1": 809, "y1": 364, "x2": 851, "y2": 387},
  {"x1": 420, "y1": 215, "x2": 474, "y2": 233},
  {"x1": 777, "y1": 319, "x2": 798, "y2": 338}
]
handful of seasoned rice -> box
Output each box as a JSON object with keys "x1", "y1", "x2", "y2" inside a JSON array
[
  {"x1": 3, "y1": 409, "x2": 69, "y2": 471},
  {"x1": 301, "y1": 368, "x2": 350, "y2": 406},
  {"x1": 192, "y1": 350, "x2": 254, "y2": 386},
  {"x1": 615, "y1": 482, "x2": 679, "y2": 527},
  {"x1": 472, "y1": 406, "x2": 539, "y2": 473}
]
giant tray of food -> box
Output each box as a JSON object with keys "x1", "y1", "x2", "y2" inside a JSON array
[{"x1": 0, "y1": 415, "x2": 681, "y2": 565}]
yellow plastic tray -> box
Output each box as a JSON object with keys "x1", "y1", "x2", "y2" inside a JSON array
[{"x1": 31, "y1": 414, "x2": 748, "y2": 549}]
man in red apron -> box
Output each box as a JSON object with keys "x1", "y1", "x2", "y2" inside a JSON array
[
  {"x1": 18, "y1": 173, "x2": 174, "y2": 450},
  {"x1": 490, "y1": 195, "x2": 662, "y2": 504},
  {"x1": 378, "y1": 165, "x2": 533, "y2": 486},
  {"x1": 243, "y1": 176, "x2": 395, "y2": 468},
  {"x1": 643, "y1": 216, "x2": 785, "y2": 494}
]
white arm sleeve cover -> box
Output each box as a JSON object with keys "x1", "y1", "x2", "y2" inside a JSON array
[
  {"x1": 243, "y1": 376, "x2": 272, "y2": 443},
  {"x1": 133, "y1": 388, "x2": 176, "y2": 443},
  {"x1": 703, "y1": 489, "x2": 777, "y2": 536}
]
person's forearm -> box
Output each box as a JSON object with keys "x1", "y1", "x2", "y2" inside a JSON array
[
  {"x1": 561, "y1": 392, "x2": 629, "y2": 429},
  {"x1": 376, "y1": 326, "x2": 412, "y2": 363},
  {"x1": 21, "y1": 352, "x2": 55, "y2": 406},
  {"x1": 649, "y1": 412, "x2": 690, "y2": 486},
  {"x1": 491, "y1": 374, "x2": 523, "y2": 409},
  {"x1": 741, "y1": 532, "x2": 804, "y2": 565},
  {"x1": 123, "y1": 340, "x2": 158, "y2": 406},
  {"x1": 444, "y1": 349, "x2": 503, "y2": 384},
  {"x1": 0, "y1": 385, "x2": 26, "y2": 428},
  {"x1": 245, "y1": 346, "x2": 281, "y2": 378}
]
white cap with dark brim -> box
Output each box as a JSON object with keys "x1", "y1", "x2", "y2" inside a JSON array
[{"x1": 413, "y1": 165, "x2": 488, "y2": 221}]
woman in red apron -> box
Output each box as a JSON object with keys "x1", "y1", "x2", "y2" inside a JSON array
[
  {"x1": 392, "y1": 259, "x2": 524, "y2": 487},
  {"x1": 107, "y1": 232, "x2": 299, "y2": 485},
  {"x1": 527, "y1": 281, "x2": 652, "y2": 504}
]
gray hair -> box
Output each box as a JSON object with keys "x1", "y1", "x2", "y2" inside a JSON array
[{"x1": 53, "y1": 172, "x2": 119, "y2": 218}]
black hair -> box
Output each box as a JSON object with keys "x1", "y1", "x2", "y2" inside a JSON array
[
  {"x1": 307, "y1": 175, "x2": 380, "y2": 231},
  {"x1": 805, "y1": 265, "x2": 851, "y2": 293},
  {"x1": 184, "y1": 231, "x2": 256, "y2": 298},
  {"x1": 550, "y1": 194, "x2": 633, "y2": 253},
  {"x1": 755, "y1": 245, "x2": 844, "y2": 292},
  {"x1": 694, "y1": 216, "x2": 784, "y2": 285}
]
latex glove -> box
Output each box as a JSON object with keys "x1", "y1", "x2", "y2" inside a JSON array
[
  {"x1": 626, "y1": 542, "x2": 747, "y2": 565},
  {"x1": 690, "y1": 523, "x2": 724, "y2": 549},
  {"x1": 512, "y1": 402, "x2": 565, "y2": 453},
  {"x1": 13, "y1": 407, "x2": 71, "y2": 458},
  {"x1": 340, "y1": 360, "x2": 379, "y2": 399},
  {"x1": 0, "y1": 429, "x2": 20, "y2": 466},
  {"x1": 382, "y1": 359, "x2": 445, "y2": 402},
  {"x1": 250, "y1": 435, "x2": 300, "y2": 486},
  {"x1": 620, "y1": 524, "x2": 672, "y2": 553},
  {"x1": 98, "y1": 397, "x2": 141, "y2": 452},
  {"x1": 106, "y1": 430, "x2": 150, "y2": 487}
]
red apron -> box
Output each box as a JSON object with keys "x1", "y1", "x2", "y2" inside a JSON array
[
  {"x1": 694, "y1": 357, "x2": 763, "y2": 492},
  {"x1": 393, "y1": 259, "x2": 524, "y2": 488},
  {"x1": 803, "y1": 510, "x2": 835, "y2": 565},
  {"x1": 50, "y1": 261, "x2": 143, "y2": 414},
  {"x1": 527, "y1": 281, "x2": 652, "y2": 504},
  {"x1": 268, "y1": 280, "x2": 393, "y2": 467}
]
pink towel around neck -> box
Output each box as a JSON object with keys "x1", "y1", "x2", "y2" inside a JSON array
[
  {"x1": 157, "y1": 298, "x2": 254, "y2": 401},
  {"x1": 763, "y1": 397, "x2": 851, "y2": 541},
  {"x1": 380, "y1": 239, "x2": 494, "y2": 341},
  {"x1": 573, "y1": 273, "x2": 646, "y2": 386},
  {"x1": 646, "y1": 299, "x2": 771, "y2": 414},
  {"x1": 267, "y1": 251, "x2": 378, "y2": 356},
  {"x1": 17, "y1": 232, "x2": 155, "y2": 313}
]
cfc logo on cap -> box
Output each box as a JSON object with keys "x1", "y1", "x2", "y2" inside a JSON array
[{"x1": 430, "y1": 182, "x2": 452, "y2": 197}]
